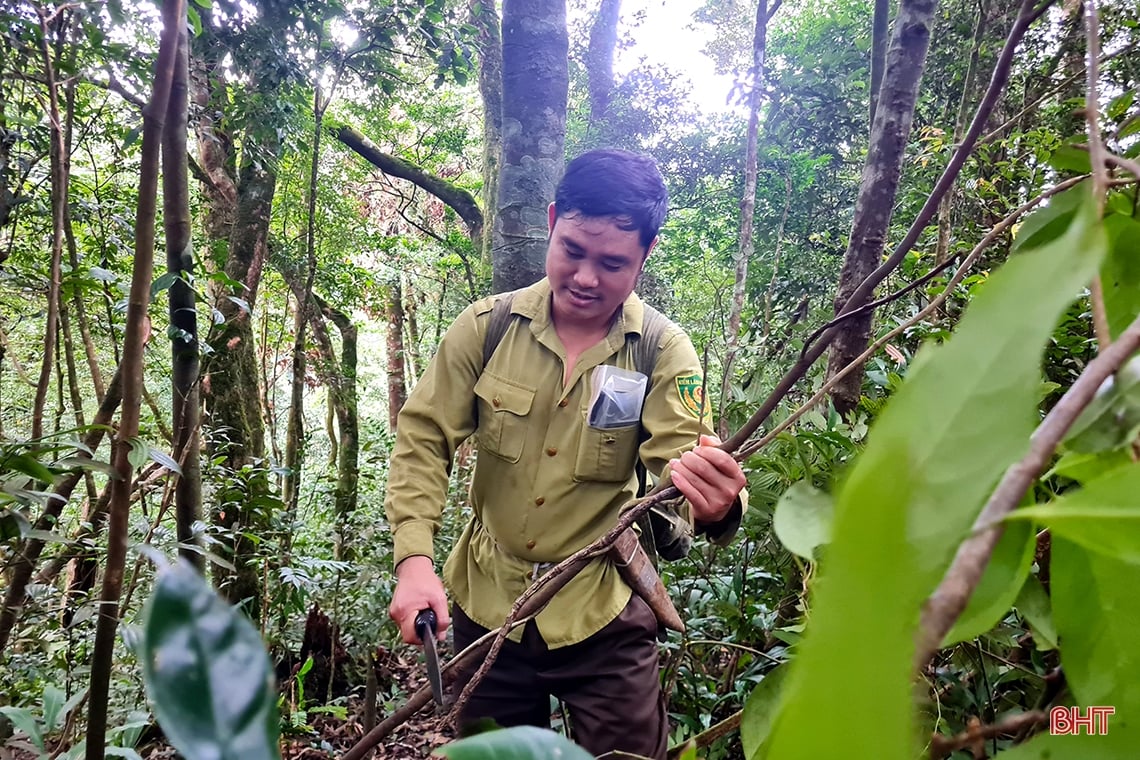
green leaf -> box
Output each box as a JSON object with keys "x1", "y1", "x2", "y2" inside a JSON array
[
  {"x1": 1014, "y1": 575, "x2": 1057, "y2": 651},
  {"x1": 1118, "y1": 114, "x2": 1140, "y2": 140},
  {"x1": 140, "y1": 563, "x2": 281, "y2": 760},
  {"x1": 1102, "y1": 214, "x2": 1140, "y2": 341},
  {"x1": 105, "y1": 748, "x2": 144, "y2": 760},
  {"x1": 1047, "y1": 145, "x2": 1093, "y2": 174},
  {"x1": 1061, "y1": 355, "x2": 1140, "y2": 454},
  {"x1": 1107, "y1": 88, "x2": 1135, "y2": 120},
  {"x1": 741, "y1": 667, "x2": 787, "y2": 760},
  {"x1": 941, "y1": 518, "x2": 1034, "y2": 646},
  {"x1": 1052, "y1": 538, "x2": 1140, "y2": 748},
  {"x1": 42, "y1": 684, "x2": 65, "y2": 731},
  {"x1": 4, "y1": 453, "x2": 55, "y2": 484},
  {"x1": 0, "y1": 706, "x2": 44, "y2": 752},
  {"x1": 433, "y1": 726, "x2": 593, "y2": 760},
  {"x1": 772, "y1": 483, "x2": 833, "y2": 561},
  {"x1": 149, "y1": 447, "x2": 183, "y2": 475},
  {"x1": 1009, "y1": 465, "x2": 1140, "y2": 564},
  {"x1": 127, "y1": 437, "x2": 149, "y2": 470},
  {"x1": 1046, "y1": 448, "x2": 1134, "y2": 484},
  {"x1": 151, "y1": 271, "x2": 178, "y2": 300},
  {"x1": 765, "y1": 195, "x2": 1106, "y2": 759},
  {"x1": 1011, "y1": 182, "x2": 1087, "y2": 254}
]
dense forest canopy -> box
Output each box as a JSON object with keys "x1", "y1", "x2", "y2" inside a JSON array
[{"x1": 1, "y1": 0, "x2": 1140, "y2": 758}]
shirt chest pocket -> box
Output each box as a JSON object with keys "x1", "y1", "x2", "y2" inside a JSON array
[
  {"x1": 573, "y1": 422, "x2": 640, "y2": 483},
  {"x1": 474, "y1": 373, "x2": 536, "y2": 464}
]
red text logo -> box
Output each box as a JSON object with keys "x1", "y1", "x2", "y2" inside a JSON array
[{"x1": 1049, "y1": 706, "x2": 1114, "y2": 736}]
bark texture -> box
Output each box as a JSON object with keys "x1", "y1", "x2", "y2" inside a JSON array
[
  {"x1": 470, "y1": 0, "x2": 502, "y2": 265},
  {"x1": 163, "y1": 19, "x2": 203, "y2": 570},
  {"x1": 386, "y1": 277, "x2": 408, "y2": 431},
  {"x1": 587, "y1": 0, "x2": 621, "y2": 126},
  {"x1": 870, "y1": 0, "x2": 890, "y2": 125},
  {"x1": 825, "y1": 0, "x2": 939, "y2": 417},
  {"x1": 494, "y1": 0, "x2": 569, "y2": 294}
]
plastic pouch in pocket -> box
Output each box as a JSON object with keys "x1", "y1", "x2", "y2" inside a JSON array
[{"x1": 587, "y1": 365, "x2": 648, "y2": 429}]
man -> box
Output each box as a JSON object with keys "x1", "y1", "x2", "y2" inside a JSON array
[{"x1": 385, "y1": 149, "x2": 747, "y2": 759}]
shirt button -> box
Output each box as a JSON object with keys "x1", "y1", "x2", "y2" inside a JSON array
[
  {"x1": 535, "y1": 497, "x2": 545, "y2": 506},
  {"x1": 526, "y1": 540, "x2": 536, "y2": 550},
  {"x1": 492, "y1": 397, "x2": 501, "y2": 408},
  {"x1": 558, "y1": 398, "x2": 569, "y2": 408},
  {"x1": 545, "y1": 447, "x2": 558, "y2": 457}
]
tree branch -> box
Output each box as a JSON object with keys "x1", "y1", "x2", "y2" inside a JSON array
[
  {"x1": 915, "y1": 308, "x2": 1140, "y2": 670},
  {"x1": 1084, "y1": 0, "x2": 1111, "y2": 349},
  {"x1": 332, "y1": 124, "x2": 483, "y2": 240},
  {"x1": 721, "y1": 0, "x2": 1046, "y2": 456},
  {"x1": 930, "y1": 711, "x2": 1047, "y2": 760}
]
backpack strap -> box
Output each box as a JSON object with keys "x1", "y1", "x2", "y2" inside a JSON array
[{"x1": 482, "y1": 290, "x2": 519, "y2": 368}]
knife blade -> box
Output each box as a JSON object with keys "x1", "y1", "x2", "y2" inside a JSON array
[{"x1": 415, "y1": 609, "x2": 445, "y2": 705}]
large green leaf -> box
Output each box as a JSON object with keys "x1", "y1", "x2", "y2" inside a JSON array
[
  {"x1": 1062, "y1": 356, "x2": 1140, "y2": 454},
  {"x1": 772, "y1": 483, "x2": 833, "y2": 561},
  {"x1": 0, "y1": 706, "x2": 44, "y2": 752},
  {"x1": 1032, "y1": 538, "x2": 1140, "y2": 754},
  {"x1": 1014, "y1": 576, "x2": 1057, "y2": 651},
  {"x1": 1010, "y1": 465, "x2": 1140, "y2": 565},
  {"x1": 942, "y1": 518, "x2": 1034, "y2": 646},
  {"x1": 433, "y1": 727, "x2": 593, "y2": 760},
  {"x1": 740, "y1": 666, "x2": 788, "y2": 760},
  {"x1": 140, "y1": 562, "x2": 281, "y2": 760},
  {"x1": 765, "y1": 195, "x2": 1105, "y2": 759},
  {"x1": 1101, "y1": 214, "x2": 1140, "y2": 340}
]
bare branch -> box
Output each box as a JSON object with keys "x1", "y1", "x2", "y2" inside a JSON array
[{"x1": 1084, "y1": 0, "x2": 1111, "y2": 349}]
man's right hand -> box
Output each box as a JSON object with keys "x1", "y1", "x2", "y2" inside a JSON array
[{"x1": 389, "y1": 555, "x2": 451, "y2": 645}]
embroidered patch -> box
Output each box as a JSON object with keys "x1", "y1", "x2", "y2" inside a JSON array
[{"x1": 675, "y1": 374, "x2": 706, "y2": 419}]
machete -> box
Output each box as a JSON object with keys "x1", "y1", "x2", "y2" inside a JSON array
[{"x1": 415, "y1": 609, "x2": 445, "y2": 705}]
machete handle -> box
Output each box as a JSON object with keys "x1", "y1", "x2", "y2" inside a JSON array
[{"x1": 414, "y1": 608, "x2": 437, "y2": 643}]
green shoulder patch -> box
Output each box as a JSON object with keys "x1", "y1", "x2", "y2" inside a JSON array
[{"x1": 675, "y1": 374, "x2": 706, "y2": 419}]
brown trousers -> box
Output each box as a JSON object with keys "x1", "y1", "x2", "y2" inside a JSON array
[{"x1": 452, "y1": 595, "x2": 668, "y2": 760}]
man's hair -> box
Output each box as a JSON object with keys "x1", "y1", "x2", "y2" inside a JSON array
[{"x1": 554, "y1": 149, "x2": 669, "y2": 250}]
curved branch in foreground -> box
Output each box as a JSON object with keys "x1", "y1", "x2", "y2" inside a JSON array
[
  {"x1": 915, "y1": 307, "x2": 1140, "y2": 670},
  {"x1": 332, "y1": 124, "x2": 483, "y2": 240}
]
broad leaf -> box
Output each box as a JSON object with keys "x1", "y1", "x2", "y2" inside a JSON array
[
  {"x1": 1046, "y1": 448, "x2": 1133, "y2": 484},
  {"x1": 765, "y1": 195, "x2": 1105, "y2": 759},
  {"x1": 741, "y1": 666, "x2": 787, "y2": 760},
  {"x1": 1102, "y1": 214, "x2": 1140, "y2": 340},
  {"x1": 42, "y1": 684, "x2": 65, "y2": 731},
  {"x1": 0, "y1": 706, "x2": 44, "y2": 752},
  {"x1": 140, "y1": 562, "x2": 281, "y2": 760},
  {"x1": 942, "y1": 518, "x2": 1034, "y2": 646},
  {"x1": 433, "y1": 726, "x2": 593, "y2": 760},
  {"x1": 1011, "y1": 181, "x2": 1086, "y2": 254},
  {"x1": 1014, "y1": 575, "x2": 1056, "y2": 651},
  {"x1": 1063, "y1": 353, "x2": 1140, "y2": 455},
  {"x1": 1051, "y1": 538, "x2": 1140, "y2": 750},
  {"x1": 1010, "y1": 465, "x2": 1140, "y2": 565},
  {"x1": 772, "y1": 483, "x2": 833, "y2": 561}
]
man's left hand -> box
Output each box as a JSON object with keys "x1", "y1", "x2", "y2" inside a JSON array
[{"x1": 669, "y1": 434, "x2": 746, "y2": 524}]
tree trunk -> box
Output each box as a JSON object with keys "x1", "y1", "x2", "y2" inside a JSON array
[
  {"x1": 870, "y1": 0, "x2": 890, "y2": 126},
  {"x1": 470, "y1": 0, "x2": 502, "y2": 266},
  {"x1": 32, "y1": 12, "x2": 67, "y2": 442},
  {"x1": 163, "y1": 18, "x2": 202, "y2": 571},
  {"x1": 321, "y1": 301, "x2": 359, "y2": 562},
  {"x1": 493, "y1": 0, "x2": 569, "y2": 294},
  {"x1": 719, "y1": 0, "x2": 773, "y2": 432},
  {"x1": 587, "y1": 0, "x2": 621, "y2": 128},
  {"x1": 386, "y1": 277, "x2": 408, "y2": 431},
  {"x1": 86, "y1": 0, "x2": 183, "y2": 752},
  {"x1": 935, "y1": 0, "x2": 988, "y2": 265},
  {"x1": 825, "y1": 0, "x2": 939, "y2": 418}
]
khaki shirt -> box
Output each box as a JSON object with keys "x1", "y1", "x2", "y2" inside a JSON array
[{"x1": 385, "y1": 279, "x2": 743, "y2": 647}]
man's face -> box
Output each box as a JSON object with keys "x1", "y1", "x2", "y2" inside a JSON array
[{"x1": 545, "y1": 205, "x2": 656, "y2": 330}]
